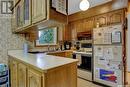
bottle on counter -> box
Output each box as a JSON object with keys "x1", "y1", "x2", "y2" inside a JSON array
[{"x1": 23, "y1": 42, "x2": 29, "y2": 54}]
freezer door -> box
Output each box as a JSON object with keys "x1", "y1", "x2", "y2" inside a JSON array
[
  {"x1": 93, "y1": 45, "x2": 124, "y2": 87},
  {"x1": 93, "y1": 68, "x2": 123, "y2": 87}
]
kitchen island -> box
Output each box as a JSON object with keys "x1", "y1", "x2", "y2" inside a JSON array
[{"x1": 8, "y1": 50, "x2": 78, "y2": 87}]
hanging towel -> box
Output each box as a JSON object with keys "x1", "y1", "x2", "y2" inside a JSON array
[{"x1": 76, "y1": 54, "x2": 82, "y2": 66}]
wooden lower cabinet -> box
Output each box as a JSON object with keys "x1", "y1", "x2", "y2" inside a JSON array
[
  {"x1": 28, "y1": 69, "x2": 43, "y2": 87},
  {"x1": 17, "y1": 63, "x2": 27, "y2": 87},
  {"x1": 65, "y1": 52, "x2": 73, "y2": 58},
  {"x1": 47, "y1": 51, "x2": 73, "y2": 58},
  {"x1": 9, "y1": 57, "x2": 77, "y2": 87},
  {"x1": 47, "y1": 52, "x2": 66, "y2": 57},
  {"x1": 9, "y1": 59, "x2": 18, "y2": 87}
]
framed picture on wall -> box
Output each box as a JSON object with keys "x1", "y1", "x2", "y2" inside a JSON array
[{"x1": 36, "y1": 27, "x2": 58, "y2": 46}]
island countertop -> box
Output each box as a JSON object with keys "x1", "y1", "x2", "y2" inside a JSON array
[{"x1": 8, "y1": 50, "x2": 78, "y2": 72}]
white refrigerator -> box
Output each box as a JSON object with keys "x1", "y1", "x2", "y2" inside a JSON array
[{"x1": 93, "y1": 25, "x2": 124, "y2": 87}]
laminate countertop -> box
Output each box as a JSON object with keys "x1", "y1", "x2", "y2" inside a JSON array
[{"x1": 8, "y1": 50, "x2": 78, "y2": 72}]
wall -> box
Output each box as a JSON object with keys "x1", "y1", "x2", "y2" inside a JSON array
[{"x1": 0, "y1": 0, "x2": 28, "y2": 64}]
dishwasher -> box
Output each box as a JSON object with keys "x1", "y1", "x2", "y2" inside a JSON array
[{"x1": 0, "y1": 64, "x2": 9, "y2": 87}]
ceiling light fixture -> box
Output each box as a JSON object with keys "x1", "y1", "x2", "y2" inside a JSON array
[{"x1": 79, "y1": 0, "x2": 90, "y2": 11}]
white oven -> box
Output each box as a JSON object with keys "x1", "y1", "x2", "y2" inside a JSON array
[{"x1": 73, "y1": 52, "x2": 93, "y2": 81}]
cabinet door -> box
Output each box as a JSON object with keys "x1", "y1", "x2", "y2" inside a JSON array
[
  {"x1": 15, "y1": 0, "x2": 24, "y2": 28},
  {"x1": 76, "y1": 21, "x2": 83, "y2": 33},
  {"x1": 65, "y1": 52, "x2": 73, "y2": 58},
  {"x1": 11, "y1": 9, "x2": 17, "y2": 31},
  {"x1": 28, "y1": 69, "x2": 42, "y2": 87},
  {"x1": 70, "y1": 22, "x2": 77, "y2": 40},
  {"x1": 63, "y1": 25, "x2": 71, "y2": 41},
  {"x1": 18, "y1": 63, "x2": 27, "y2": 87},
  {"x1": 108, "y1": 10, "x2": 124, "y2": 25},
  {"x1": 10, "y1": 59, "x2": 18, "y2": 87},
  {"x1": 94, "y1": 14, "x2": 108, "y2": 27},
  {"x1": 83, "y1": 18, "x2": 94, "y2": 32},
  {"x1": 23, "y1": 0, "x2": 31, "y2": 27},
  {"x1": 56, "y1": 52, "x2": 66, "y2": 57},
  {"x1": 32, "y1": 0, "x2": 46, "y2": 23}
]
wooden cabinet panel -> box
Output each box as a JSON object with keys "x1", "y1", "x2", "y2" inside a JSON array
[
  {"x1": 108, "y1": 10, "x2": 124, "y2": 25},
  {"x1": 9, "y1": 56, "x2": 77, "y2": 87},
  {"x1": 76, "y1": 21, "x2": 83, "y2": 33},
  {"x1": 11, "y1": 11, "x2": 17, "y2": 32},
  {"x1": 32, "y1": 0, "x2": 46, "y2": 23},
  {"x1": 57, "y1": 52, "x2": 66, "y2": 57},
  {"x1": 83, "y1": 18, "x2": 94, "y2": 31},
  {"x1": 63, "y1": 24, "x2": 71, "y2": 41},
  {"x1": 23, "y1": 0, "x2": 31, "y2": 27},
  {"x1": 65, "y1": 52, "x2": 73, "y2": 58},
  {"x1": 15, "y1": 0, "x2": 24, "y2": 28},
  {"x1": 48, "y1": 52, "x2": 66, "y2": 57},
  {"x1": 18, "y1": 63, "x2": 27, "y2": 87},
  {"x1": 48, "y1": 51, "x2": 73, "y2": 58},
  {"x1": 10, "y1": 59, "x2": 18, "y2": 87},
  {"x1": 70, "y1": 22, "x2": 77, "y2": 40},
  {"x1": 70, "y1": 18, "x2": 94, "y2": 40},
  {"x1": 94, "y1": 14, "x2": 108, "y2": 27},
  {"x1": 28, "y1": 69, "x2": 42, "y2": 87},
  {"x1": 14, "y1": 0, "x2": 31, "y2": 30}
]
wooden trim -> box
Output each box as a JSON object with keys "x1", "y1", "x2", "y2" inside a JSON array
[{"x1": 35, "y1": 26, "x2": 58, "y2": 47}]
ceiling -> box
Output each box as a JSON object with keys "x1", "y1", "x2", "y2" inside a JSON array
[{"x1": 68, "y1": 0, "x2": 112, "y2": 15}]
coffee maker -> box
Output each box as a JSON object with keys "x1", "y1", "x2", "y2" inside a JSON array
[{"x1": 64, "y1": 41, "x2": 71, "y2": 50}]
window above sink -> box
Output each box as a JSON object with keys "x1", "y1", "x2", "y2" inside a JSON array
[{"x1": 36, "y1": 27, "x2": 58, "y2": 46}]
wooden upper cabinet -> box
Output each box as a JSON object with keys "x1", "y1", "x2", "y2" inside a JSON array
[
  {"x1": 70, "y1": 22, "x2": 77, "y2": 40},
  {"x1": 11, "y1": 8, "x2": 17, "y2": 32},
  {"x1": 94, "y1": 14, "x2": 108, "y2": 27},
  {"x1": 10, "y1": 59, "x2": 18, "y2": 87},
  {"x1": 63, "y1": 24, "x2": 71, "y2": 41},
  {"x1": 108, "y1": 9, "x2": 124, "y2": 25},
  {"x1": 94, "y1": 9, "x2": 124, "y2": 27},
  {"x1": 18, "y1": 63, "x2": 27, "y2": 87},
  {"x1": 13, "y1": 0, "x2": 67, "y2": 33},
  {"x1": 14, "y1": 0, "x2": 31, "y2": 30},
  {"x1": 76, "y1": 21, "x2": 83, "y2": 33},
  {"x1": 23, "y1": 0, "x2": 31, "y2": 27},
  {"x1": 83, "y1": 18, "x2": 94, "y2": 31},
  {"x1": 28, "y1": 69, "x2": 43, "y2": 87},
  {"x1": 32, "y1": 0, "x2": 46, "y2": 23},
  {"x1": 15, "y1": 0, "x2": 24, "y2": 28}
]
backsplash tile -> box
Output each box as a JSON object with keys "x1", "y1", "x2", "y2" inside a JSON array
[{"x1": 0, "y1": 17, "x2": 27, "y2": 64}]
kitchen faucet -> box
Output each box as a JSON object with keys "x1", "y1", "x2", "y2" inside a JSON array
[{"x1": 47, "y1": 43, "x2": 50, "y2": 52}]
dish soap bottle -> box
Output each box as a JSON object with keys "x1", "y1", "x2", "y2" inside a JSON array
[{"x1": 23, "y1": 42, "x2": 28, "y2": 54}]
